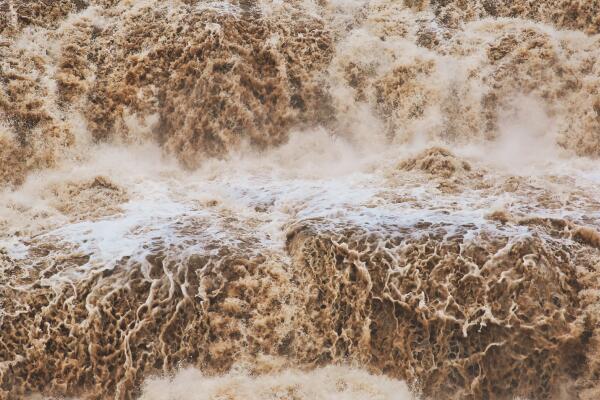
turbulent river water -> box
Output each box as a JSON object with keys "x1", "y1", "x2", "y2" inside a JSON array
[{"x1": 1, "y1": 1, "x2": 600, "y2": 399}]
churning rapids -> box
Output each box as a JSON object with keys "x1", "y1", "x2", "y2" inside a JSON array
[{"x1": 1, "y1": 0, "x2": 600, "y2": 399}]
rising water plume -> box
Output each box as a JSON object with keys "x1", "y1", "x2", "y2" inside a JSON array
[{"x1": 1, "y1": 1, "x2": 600, "y2": 399}]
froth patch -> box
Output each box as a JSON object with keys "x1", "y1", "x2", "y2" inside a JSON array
[{"x1": 140, "y1": 365, "x2": 414, "y2": 400}]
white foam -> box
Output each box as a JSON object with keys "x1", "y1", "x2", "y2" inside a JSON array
[
  {"x1": 140, "y1": 365, "x2": 415, "y2": 400},
  {"x1": 5, "y1": 123, "x2": 598, "y2": 277}
]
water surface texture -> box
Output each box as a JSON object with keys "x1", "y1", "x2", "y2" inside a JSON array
[{"x1": 1, "y1": 1, "x2": 600, "y2": 399}]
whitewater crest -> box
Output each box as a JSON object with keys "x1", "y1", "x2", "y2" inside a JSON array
[{"x1": 1, "y1": 1, "x2": 600, "y2": 399}]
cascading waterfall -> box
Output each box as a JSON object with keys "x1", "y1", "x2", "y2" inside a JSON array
[{"x1": 1, "y1": 1, "x2": 599, "y2": 399}]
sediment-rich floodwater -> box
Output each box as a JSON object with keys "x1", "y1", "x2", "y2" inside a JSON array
[{"x1": 1, "y1": 1, "x2": 599, "y2": 399}]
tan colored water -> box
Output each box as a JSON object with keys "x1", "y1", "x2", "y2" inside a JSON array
[{"x1": 1, "y1": 1, "x2": 599, "y2": 399}]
